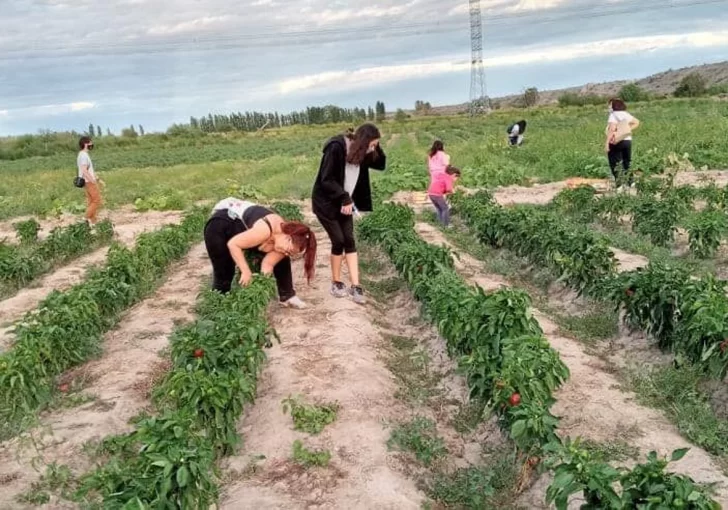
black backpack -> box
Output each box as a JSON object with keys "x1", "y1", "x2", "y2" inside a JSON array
[{"x1": 73, "y1": 176, "x2": 85, "y2": 188}]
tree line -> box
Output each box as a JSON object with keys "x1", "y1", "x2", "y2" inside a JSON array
[{"x1": 180, "y1": 102, "x2": 387, "y2": 134}]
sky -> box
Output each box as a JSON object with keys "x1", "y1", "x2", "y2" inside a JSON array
[{"x1": 0, "y1": 0, "x2": 727, "y2": 135}]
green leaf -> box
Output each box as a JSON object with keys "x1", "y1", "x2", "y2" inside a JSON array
[
  {"x1": 671, "y1": 448, "x2": 689, "y2": 462},
  {"x1": 176, "y1": 465, "x2": 190, "y2": 488}
]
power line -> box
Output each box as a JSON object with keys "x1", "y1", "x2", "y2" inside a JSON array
[{"x1": 0, "y1": 0, "x2": 723, "y2": 61}]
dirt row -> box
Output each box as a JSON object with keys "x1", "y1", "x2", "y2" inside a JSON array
[
  {"x1": 218, "y1": 220, "x2": 424, "y2": 509},
  {"x1": 0, "y1": 211, "x2": 183, "y2": 353},
  {"x1": 414, "y1": 221, "x2": 728, "y2": 507}
]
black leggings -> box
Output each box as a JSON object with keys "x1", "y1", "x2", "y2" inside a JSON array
[
  {"x1": 203, "y1": 217, "x2": 295, "y2": 301},
  {"x1": 608, "y1": 140, "x2": 632, "y2": 184},
  {"x1": 316, "y1": 213, "x2": 355, "y2": 256}
]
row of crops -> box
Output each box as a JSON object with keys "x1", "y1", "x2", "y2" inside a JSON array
[
  {"x1": 0, "y1": 208, "x2": 206, "y2": 439},
  {"x1": 454, "y1": 190, "x2": 728, "y2": 381},
  {"x1": 551, "y1": 176, "x2": 728, "y2": 259},
  {"x1": 0, "y1": 219, "x2": 114, "y2": 295},
  {"x1": 359, "y1": 204, "x2": 720, "y2": 509},
  {"x1": 0, "y1": 203, "x2": 310, "y2": 506}
]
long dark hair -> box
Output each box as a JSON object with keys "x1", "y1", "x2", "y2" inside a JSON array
[
  {"x1": 429, "y1": 140, "x2": 444, "y2": 158},
  {"x1": 345, "y1": 123, "x2": 381, "y2": 165},
  {"x1": 281, "y1": 222, "x2": 317, "y2": 284},
  {"x1": 610, "y1": 98, "x2": 627, "y2": 111}
]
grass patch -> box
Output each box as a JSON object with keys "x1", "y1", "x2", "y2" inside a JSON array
[
  {"x1": 551, "y1": 308, "x2": 620, "y2": 345},
  {"x1": 581, "y1": 438, "x2": 640, "y2": 462},
  {"x1": 291, "y1": 440, "x2": 331, "y2": 468},
  {"x1": 451, "y1": 400, "x2": 486, "y2": 435},
  {"x1": 281, "y1": 396, "x2": 339, "y2": 435},
  {"x1": 622, "y1": 363, "x2": 728, "y2": 461},
  {"x1": 17, "y1": 463, "x2": 75, "y2": 505},
  {"x1": 387, "y1": 416, "x2": 448, "y2": 467},
  {"x1": 423, "y1": 446, "x2": 521, "y2": 509},
  {"x1": 384, "y1": 334, "x2": 443, "y2": 407}
]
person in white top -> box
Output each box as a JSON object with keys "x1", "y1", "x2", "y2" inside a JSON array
[
  {"x1": 76, "y1": 136, "x2": 104, "y2": 225},
  {"x1": 605, "y1": 99, "x2": 640, "y2": 189},
  {"x1": 507, "y1": 120, "x2": 526, "y2": 146}
]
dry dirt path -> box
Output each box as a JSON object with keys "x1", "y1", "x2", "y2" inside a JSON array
[
  {"x1": 414, "y1": 221, "x2": 728, "y2": 508},
  {"x1": 0, "y1": 208, "x2": 184, "y2": 244},
  {"x1": 218, "y1": 220, "x2": 424, "y2": 510},
  {"x1": 0, "y1": 211, "x2": 183, "y2": 352},
  {"x1": 0, "y1": 242, "x2": 209, "y2": 508}
]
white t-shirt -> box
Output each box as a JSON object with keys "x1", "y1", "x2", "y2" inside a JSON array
[
  {"x1": 77, "y1": 151, "x2": 96, "y2": 181},
  {"x1": 343, "y1": 138, "x2": 360, "y2": 198},
  {"x1": 212, "y1": 197, "x2": 254, "y2": 222},
  {"x1": 510, "y1": 124, "x2": 520, "y2": 136},
  {"x1": 608, "y1": 111, "x2": 635, "y2": 141}
]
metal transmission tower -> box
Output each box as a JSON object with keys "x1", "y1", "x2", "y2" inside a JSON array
[{"x1": 468, "y1": 0, "x2": 490, "y2": 116}]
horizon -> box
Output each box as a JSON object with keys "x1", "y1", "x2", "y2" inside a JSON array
[{"x1": 2, "y1": 0, "x2": 728, "y2": 136}]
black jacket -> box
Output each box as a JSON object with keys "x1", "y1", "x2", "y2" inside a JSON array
[{"x1": 311, "y1": 135, "x2": 386, "y2": 219}]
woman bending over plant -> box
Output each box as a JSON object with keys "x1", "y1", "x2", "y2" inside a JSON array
[{"x1": 204, "y1": 198, "x2": 317, "y2": 309}]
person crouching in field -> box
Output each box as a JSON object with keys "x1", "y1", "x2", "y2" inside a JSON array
[
  {"x1": 428, "y1": 140, "x2": 450, "y2": 175},
  {"x1": 428, "y1": 166, "x2": 461, "y2": 228},
  {"x1": 312, "y1": 123, "x2": 386, "y2": 305},
  {"x1": 203, "y1": 198, "x2": 317, "y2": 309},
  {"x1": 605, "y1": 98, "x2": 640, "y2": 189},
  {"x1": 507, "y1": 120, "x2": 526, "y2": 146},
  {"x1": 77, "y1": 136, "x2": 104, "y2": 226}
]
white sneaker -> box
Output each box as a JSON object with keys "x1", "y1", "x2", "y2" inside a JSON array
[{"x1": 280, "y1": 296, "x2": 307, "y2": 309}]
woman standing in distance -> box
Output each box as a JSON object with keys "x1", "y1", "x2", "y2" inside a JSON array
[
  {"x1": 204, "y1": 197, "x2": 317, "y2": 309},
  {"x1": 605, "y1": 99, "x2": 640, "y2": 189},
  {"x1": 312, "y1": 123, "x2": 386, "y2": 305}
]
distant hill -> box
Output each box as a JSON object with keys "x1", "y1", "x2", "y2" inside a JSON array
[{"x1": 426, "y1": 60, "x2": 728, "y2": 115}]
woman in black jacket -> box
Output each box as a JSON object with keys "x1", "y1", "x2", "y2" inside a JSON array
[{"x1": 311, "y1": 123, "x2": 386, "y2": 305}]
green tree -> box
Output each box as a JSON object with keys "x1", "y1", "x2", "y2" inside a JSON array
[
  {"x1": 139, "y1": 125, "x2": 145, "y2": 136},
  {"x1": 523, "y1": 87, "x2": 539, "y2": 107},
  {"x1": 367, "y1": 106, "x2": 375, "y2": 121},
  {"x1": 121, "y1": 125, "x2": 138, "y2": 138},
  {"x1": 87, "y1": 123, "x2": 95, "y2": 137},
  {"x1": 619, "y1": 83, "x2": 650, "y2": 102},
  {"x1": 375, "y1": 101, "x2": 386, "y2": 122},
  {"x1": 674, "y1": 72, "x2": 707, "y2": 97},
  {"x1": 394, "y1": 109, "x2": 408, "y2": 122}
]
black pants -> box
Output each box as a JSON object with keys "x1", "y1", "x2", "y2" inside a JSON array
[
  {"x1": 608, "y1": 140, "x2": 632, "y2": 184},
  {"x1": 203, "y1": 217, "x2": 295, "y2": 301},
  {"x1": 316, "y1": 213, "x2": 355, "y2": 256}
]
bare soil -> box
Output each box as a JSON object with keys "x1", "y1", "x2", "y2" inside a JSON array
[
  {"x1": 414, "y1": 222, "x2": 728, "y2": 508},
  {"x1": 0, "y1": 243, "x2": 209, "y2": 508},
  {"x1": 219, "y1": 219, "x2": 425, "y2": 510}
]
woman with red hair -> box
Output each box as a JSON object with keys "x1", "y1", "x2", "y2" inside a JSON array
[{"x1": 204, "y1": 197, "x2": 317, "y2": 309}]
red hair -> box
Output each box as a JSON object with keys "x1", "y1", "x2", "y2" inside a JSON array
[{"x1": 281, "y1": 222, "x2": 317, "y2": 284}]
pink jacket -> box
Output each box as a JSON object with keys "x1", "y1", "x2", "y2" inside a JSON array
[
  {"x1": 428, "y1": 172, "x2": 455, "y2": 196},
  {"x1": 428, "y1": 151, "x2": 450, "y2": 175}
]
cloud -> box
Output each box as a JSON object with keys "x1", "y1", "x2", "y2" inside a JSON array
[
  {"x1": 70, "y1": 102, "x2": 96, "y2": 112},
  {"x1": 2, "y1": 101, "x2": 96, "y2": 118},
  {"x1": 147, "y1": 16, "x2": 232, "y2": 36},
  {"x1": 315, "y1": 3, "x2": 415, "y2": 24},
  {"x1": 278, "y1": 30, "x2": 728, "y2": 95},
  {"x1": 449, "y1": 0, "x2": 567, "y2": 16}
]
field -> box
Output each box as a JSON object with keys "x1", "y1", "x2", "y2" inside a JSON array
[{"x1": 1, "y1": 97, "x2": 728, "y2": 509}]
